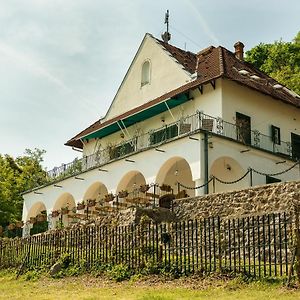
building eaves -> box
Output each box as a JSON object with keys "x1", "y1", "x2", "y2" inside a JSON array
[
  {"x1": 220, "y1": 47, "x2": 300, "y2": 108},
  {"x1": 65, "y1": 75, "x2": 221, "y2": 148},
  {"x1": 65, "y1": 37, "x2": 300, "y2": 149}
]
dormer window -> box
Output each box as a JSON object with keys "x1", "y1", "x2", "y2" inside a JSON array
[{"x1": 141, "y1": 60, "x2": 150, "y2": 86}]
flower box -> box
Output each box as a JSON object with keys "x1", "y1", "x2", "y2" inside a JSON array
[
  {"x1": 61, "y1": 208, "x2": 69, "y2": 215},
  {"x1": 8, "y1": 223, "x2": 15, "y2": 230},
  {"x1": 87, "y1": 199, "x2": 96, "y2": 207},
  {"x1": 77, "y1": 203, "x2": 85, "y2": 210},
  {"x1": 118, "y1": 190, "x2": 129, "y2": 198},
  {"x1": 105, "y1": 193, "x2": 115, "y2": 202},
  {"x1": 51, "y1": 210, "x2": 59, "y2": 218},
  {"x1": 29, "y1": 217, "x2": 36, "y2": 224},
  {"x1": 16, "y1": 221, "x2": 24, "y2": 228},
  {"x1": 37, "y1": 214, "x2": 47, "y2": 222},
  {"x1": 160, "y1": 184, "x2": 172, "y2": 192},
  {"x1": 139, "y1": 184, "x2": 150, "y2": 193}
]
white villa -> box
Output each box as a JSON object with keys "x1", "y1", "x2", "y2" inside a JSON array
[{"x1": 22, "y1": 33, "x2": 300, "y2": 234}]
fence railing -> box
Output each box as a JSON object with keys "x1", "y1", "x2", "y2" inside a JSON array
[
  {"x1": 43, "y1": 112, "x2": 294, "y2": 186},
  {"x1": 0, "y1": 212, "x2": 295, "y2": 278}
]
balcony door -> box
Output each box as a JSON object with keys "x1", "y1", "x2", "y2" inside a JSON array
[
  {"x1": 291, "y1": 133, "x2": 300, "y2": 160},
  {"x1": 236, "y1": 112, "x2": 251, "y2": 145}
]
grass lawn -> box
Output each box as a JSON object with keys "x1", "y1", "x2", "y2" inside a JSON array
[{"x1": 0, "y1": 270, "x2": 300, "y2": 300}]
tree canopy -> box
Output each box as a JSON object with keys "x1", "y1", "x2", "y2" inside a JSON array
[
  {"x1": 0, "y1": 148, "x2": 47, "y2": 228},
  {"x1": 245, "y1": 31, "x2": 300, "y2": 95}
]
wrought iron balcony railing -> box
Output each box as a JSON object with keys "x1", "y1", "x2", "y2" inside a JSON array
[{"x1": 44, "y1": 112, "x2": 294, "y2": 186}]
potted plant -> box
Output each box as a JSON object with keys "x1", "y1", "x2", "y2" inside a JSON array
[
  {"x1": 61, "y1": 206, "x2": 69, "y2": 215},
  {"x1": 8, "y1": 223, "x2": 15, "y2": 230},
  {"x1": 118, "y1": 190, "x2": 129, "y2": 198},
  {"x1": 16, "y1": 221, "x2": 24, "y2": 228},
  {"x1": 77, "y1": 201, "x2": 86, "y2": 210},
  {"x1": 87, "y1": 199, "x2": 96, "y2": 207},
  {"x1": 104, "y1": 193, "x2": 115, "y2": 202},
  {"x1": 51, "y1": 210, "x2": 59, "y2": 218},
  {"x1": 139, "y1": 184, "x2": 150, "y2": 193},
  {"x1": 37, "y1": 213, "x2": 47, "y2": 222},
  {"x1": 108, "y1": 143, "x2": 117, "y2": 160},
  {"x1": 29, "y1": 217, "x2": 36, "y2": 224},
  {"x1": 160, "y1": 184, "x2": 172, "y2": 192}
]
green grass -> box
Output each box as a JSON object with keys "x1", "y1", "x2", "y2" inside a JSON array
[{"x1": 0, "y1": 270, "x2": 299, "y2": 300}]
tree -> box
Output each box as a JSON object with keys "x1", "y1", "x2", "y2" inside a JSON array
[
  {"x1": 0, "y1": 148, "x2": 47, "y2": 228},
  {"x1": 245, "y1": 31, "x2": 300, "y2": 95}
]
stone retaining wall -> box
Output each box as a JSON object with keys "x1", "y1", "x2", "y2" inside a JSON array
[{"x1": 173, "y1": 181, "x2": 300, "y2": 220}]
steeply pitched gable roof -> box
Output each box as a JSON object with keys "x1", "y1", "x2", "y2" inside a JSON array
[{"x1": 66, "y1": 37, "x2": 300, "y2": 149}]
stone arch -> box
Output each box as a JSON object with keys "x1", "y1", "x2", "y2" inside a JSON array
[
  {"x1": 210, "y1": 156, "x2": 248, "y2": 193},
  {"x1": 116, "y1": 170, "x2": 146, "y2": 193},
  {"x1": 83, "y1": 182, "x2": 108, "y2": 202},
  {"x1": 52, "y1": 193, "x2": 76, "y2": 228},
  {"x1": 26, "y1": 201, "x2": 47, "y2": 220},
  {"x1": 156, "y1": 156, "x2": 195, "y2": 197},
  {"x1": 53, "y1": 192, "x2": 76, "y2": 211}
]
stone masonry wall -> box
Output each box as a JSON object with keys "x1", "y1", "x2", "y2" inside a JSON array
[{"x1": 173, "y1": 180, "x2": 300, "y2": 220}]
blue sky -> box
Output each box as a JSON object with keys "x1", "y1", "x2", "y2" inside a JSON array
[{"x1": 0, "y1": 0, "x2": 299, "y2": 169}]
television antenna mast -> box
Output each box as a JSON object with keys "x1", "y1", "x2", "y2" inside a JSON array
[{"x1": 161, "y1": 10, "x2": 171, "y2": 43}]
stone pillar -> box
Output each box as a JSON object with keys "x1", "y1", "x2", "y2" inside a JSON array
[
  {"x1": 47, "y1": 211, "x2": 53, "y2": 230},
  {"x1": 23, "y1": 222, "x2": 32, "y2": 237},
  {"x1": 194, "y1": 178, "x2": 205, "y2": 196}
]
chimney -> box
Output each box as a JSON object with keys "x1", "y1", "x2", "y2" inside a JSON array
[{"x1": 234, "y1": 41, "x2": 244, "y2": 60}]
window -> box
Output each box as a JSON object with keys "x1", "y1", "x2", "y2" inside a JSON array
[
  {"x1": 150, "y1": 124, "x2": 178, "y2": 145},
  {"x1": 271, "y1": 125, "x2": 281, "y2": 145},
  {"x1": 141, "y1": 60, "x2": 150, "y2": 86},
  {"x1": 291, "y1": 133, "x2": 300, "y2": 160},
  {"x1": 236, "y1": 112, "x2": 251, "y2": 145}
]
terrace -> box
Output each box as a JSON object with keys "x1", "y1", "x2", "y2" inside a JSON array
[{"x1": 43, "y1": 111, "x2": 293, "y2": 188}]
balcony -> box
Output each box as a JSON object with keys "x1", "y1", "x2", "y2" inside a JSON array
[{"x1": 43, "y1": 112, "x2": 293, "y2": 188}]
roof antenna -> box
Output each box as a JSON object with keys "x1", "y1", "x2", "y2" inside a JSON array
[{"x1": 161, "y1": 10, "x2": 171, "y2": 43}]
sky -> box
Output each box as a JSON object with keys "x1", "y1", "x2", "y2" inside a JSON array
[{"x1": 0, "y1": 0, "x2": 299, "y2": 170}]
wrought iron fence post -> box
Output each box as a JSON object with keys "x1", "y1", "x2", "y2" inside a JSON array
[
  {"x1": 249, "y1": 168, "x2": 253, "y2": 187},
  {"x1": 294, "y1": 205, "x2": 300, "y2": 284},
  {"x1": 212, "y1": 176, "x2": 216, "y2": 193}
]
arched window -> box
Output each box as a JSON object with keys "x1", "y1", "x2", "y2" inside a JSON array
[{"x1": 141, "y1": 60, "x2": 150, "y2": 86}]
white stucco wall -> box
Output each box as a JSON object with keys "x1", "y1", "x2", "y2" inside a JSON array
[
  {"x1": 83, "y1": 80, "x2": 222, "y2": 157},
  {"x1": 23, "y1": 71, "x2": 300, "y2": 226},
  {"x1": 222, "y1": 79, "x2": 300, "y2": 143},
  {"x1": 23, "y1": 134, "x2": 204, "y2": 222},
  {"x1": 105, "y1": 34, "x2": 192, "y2": 120},
  {"x1": 23, "y1": 128, "x2": 299, "y2": 224},
  {"x1": 207, "y1": 135, "x2": 299, "y2": 193}
]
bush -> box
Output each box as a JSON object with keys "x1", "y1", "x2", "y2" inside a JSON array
[
  {"x1": 24, "y1": 270, "x2": 40, "y2": 281},
  {"x1": 107, "y1": 264, "x2": 132, "y2": 282}
]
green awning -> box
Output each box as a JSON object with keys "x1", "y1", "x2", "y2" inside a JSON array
[{"x1": 83, "y1": 93, "x2": 190, "y2": 141}]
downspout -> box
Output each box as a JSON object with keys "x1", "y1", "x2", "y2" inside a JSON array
[{"x1": 204, "y1": 131, "x2": 209, "y2": 194}]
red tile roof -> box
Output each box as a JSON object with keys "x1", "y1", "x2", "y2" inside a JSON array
[
  {"x1": 65, "y1": 37, "x2": 300, "y2": 149},
  {"x1": 155, "y1": 38, "x2": 197, "y2": 74}
]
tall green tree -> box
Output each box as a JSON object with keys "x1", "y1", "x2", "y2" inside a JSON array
[
  {"x1": 245, "y1": 31, "x2": 300, "y2": 95},
  {"x1": 0, "y1": 148, "x2": 47, "y2": 227}
]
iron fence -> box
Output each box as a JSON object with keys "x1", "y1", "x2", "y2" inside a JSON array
[
  {"x1": 42, "y1": 111, "x2": 294, "y2": 187},
  {"x1": 0, "y1": 212, "x2": 296, "y2": 278}
]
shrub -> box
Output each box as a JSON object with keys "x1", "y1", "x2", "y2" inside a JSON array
[{"x1": 107, "y1": 264, "x2": 132, "y2": 282}]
